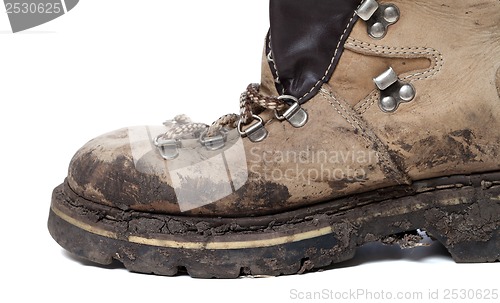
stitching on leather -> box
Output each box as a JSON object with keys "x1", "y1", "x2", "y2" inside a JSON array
[
  {"x1": 329, "y1": 96, "x2": 357, "y2": 130},
  {"x1": 346, "y1": 38, "x2": 444, "y2": 82},
  {"x1": 335, "y1": 96, "x2": 364, "y2": 130},
  {"x1": 321, "y1": 88, "x2": 364, "y2": 133},
  {"x1": 346, "y1": 38, "x2": 444, "y2": 114},
  {"x1": 268, "y1": 33, "x2": 282, "y2": 90},
  {"x1": 356, "y1": 91, "x2": 379, "y2": 115},
  {"x1": 320, "y1": 88, "x2": 410, "y2": 185},
  {"x1": 299, "y1": 11, "x2": 358, "y2": 102}
]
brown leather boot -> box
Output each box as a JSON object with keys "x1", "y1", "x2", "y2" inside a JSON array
[{"x1": 48, "y1": 0, "x2": 500, "y2": 278}]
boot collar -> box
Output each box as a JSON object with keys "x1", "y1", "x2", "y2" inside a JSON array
[{"x1": 268, "y1": 0, "x2": 361, "y2": 104}]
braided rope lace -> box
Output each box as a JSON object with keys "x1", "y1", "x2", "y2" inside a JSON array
[{"x1": 156, "y1": 83, "x2": 285, "y2": 141}]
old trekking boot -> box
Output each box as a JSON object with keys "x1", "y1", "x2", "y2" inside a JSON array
[{"x1": 48, "y1": 0, "x2": 500, "y2": 278}]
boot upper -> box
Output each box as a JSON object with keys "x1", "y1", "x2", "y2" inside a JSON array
[{"x1": 67, "y1": 0, "x2": 500, "y2": 217}]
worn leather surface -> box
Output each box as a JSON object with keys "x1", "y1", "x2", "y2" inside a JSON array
[
  {"x1": 329, "y1": 49, "x2": 432, "y2": 107},
  {"x1": 67, "y1": 89, "x2": 406, "y2": 216},
  {"x1": 339, "y1": 0, "x2": 500, "y2": 180},
  {"x1": 268, "y1": 0, "x2": 361, "y2": 103},
  {"x1": 67, "y1": 0, "x2": 500, "y2": 217}
]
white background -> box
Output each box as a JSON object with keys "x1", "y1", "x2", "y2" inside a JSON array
[{"x1": 0, "y1": 1, "x2": 498, "y2": 302}]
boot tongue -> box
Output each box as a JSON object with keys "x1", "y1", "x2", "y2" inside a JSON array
[{"x1": 269, "y1": 0, "x2": 360, "y2": 103}]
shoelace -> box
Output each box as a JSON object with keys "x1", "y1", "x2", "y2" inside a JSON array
[{"x1": 157, "y1": 83, "x2": 286, "y2": 141}]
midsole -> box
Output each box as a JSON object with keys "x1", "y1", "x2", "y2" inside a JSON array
[
  {"x1": 51, "y1": 171, "x2": 500, "y2": 250},
  {"x1": 51, "y1": 205, "x2": 333, "y2": 249}
]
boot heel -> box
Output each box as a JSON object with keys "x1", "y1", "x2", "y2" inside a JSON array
[
  {"x1": 424, "y1": 184, "x2": 500, "y2": 263},
  {"x1": 447, "y1": 231, "x2": 500, "y2": 263}
]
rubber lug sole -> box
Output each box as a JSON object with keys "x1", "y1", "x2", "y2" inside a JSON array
[{"x1": 48, "y1": 172, "x2": 500, "y2": 278}]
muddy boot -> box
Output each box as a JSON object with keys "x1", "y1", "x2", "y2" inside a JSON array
[{"x1": 48, "y1": 0, "x2": 500, "y2": 278}]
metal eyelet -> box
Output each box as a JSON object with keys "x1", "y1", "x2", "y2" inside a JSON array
[
  {"x1": 274, "y1": 95, "x2": 308, "y2": 128},
  {"x1": 153, "y1": 136, "x2": 182, "y2": 160},
  {"x1": 374, "y1": 67, "x2": 416, "y2": 113},
  {"x1": 356, "y1": 0, "x2": 400, "y2": 40},
  {"x1": 237, "y1": 114, "x2": 268, "y2": 143},
  {"x1": 199, "y1": 129, "x2": 227, "y2": 151}
]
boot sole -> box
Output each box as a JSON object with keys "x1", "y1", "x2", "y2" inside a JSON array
[{"x1": 48, "y1": 172, "x2": 500, "y2": 278}]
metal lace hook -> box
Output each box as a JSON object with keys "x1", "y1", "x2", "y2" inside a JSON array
[
  {"x1": 237, "y1": 114, "x2": 268, "y2": 143},
  {"x1": 274, "y1": 95, "x2": 308, "y2": 128}
]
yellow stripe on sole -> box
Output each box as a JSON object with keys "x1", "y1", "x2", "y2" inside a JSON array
[
  {"x1": 52, "y1": 205, "x2": 334, "y2": 250},
  {"x1": 51, "y1": 205, "x2": 118, "y2": 239},
  {"x1": 129, "y1": 226, "x2": 333, "y2": 250}
]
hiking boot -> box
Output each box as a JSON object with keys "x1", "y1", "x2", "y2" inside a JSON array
[{"x1": 48, "y1": 0, "x2": 500, "y2": 278}]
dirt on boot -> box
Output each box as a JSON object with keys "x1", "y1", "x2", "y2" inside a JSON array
[{"x1": 48, "y1": 0, "x2": 500, "y2": 278}]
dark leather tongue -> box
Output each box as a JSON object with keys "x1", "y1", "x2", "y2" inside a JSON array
[{"x1": 269, "y1": 0, "x2": 360, "y2": 103}]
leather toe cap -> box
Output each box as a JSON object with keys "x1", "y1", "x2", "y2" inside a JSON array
[{"x1": 67, "y1": 126, "x2": 181, "y2": 213}]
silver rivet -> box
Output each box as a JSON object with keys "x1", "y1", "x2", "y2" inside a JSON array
[
  {"x1": 360, "y1": 2, "x2": 400, "y2": 40},
  {"x1": 374, "y1": 67, "x2": 417, "y2": 113},
  {"x1": 399, "y1": 84, "x2": 415, "y2": 102},
  {"x1": 380, "y1": 96, "x2": 397, "y2": 112},
  {"x1": 369, "y1": 22, "x2": 385, "y2": 39},
  {"x1": 383, "y1": 6, "x2": 399, "y2": 23}
]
